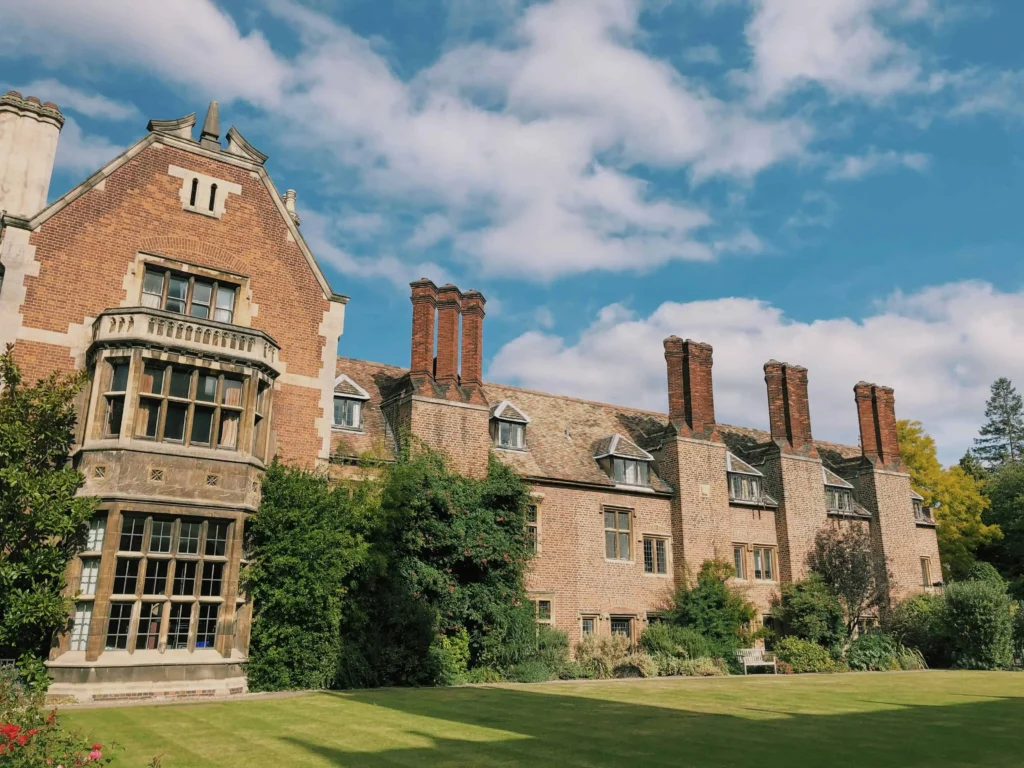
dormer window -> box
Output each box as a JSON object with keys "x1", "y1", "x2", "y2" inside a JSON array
[
  {"x1": 491, "y1": 400, "x2": 530, "y2": 451},
  {"x1": 332, "y1": 374, "x2": 370, "y2": 431},
  {"x1": 823, "y1": 467, "x2": 868, "y2": 518},
  {"x1": 595, "y1": 434, "x2": 654, "y2": 488},
  {"x1": 726, "y1": 453, "x2": 776, "y2": 506},
  {"x1": 911, "y1": 492, "x2": 933, "y2": 524},
  {"x1": 826, "y1": 487, "x2": 854, "y2": 513}
]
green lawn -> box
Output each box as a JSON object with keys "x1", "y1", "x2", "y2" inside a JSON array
[{"x1": 64, "y1": 671, "x2": 1023, "y2": 767}]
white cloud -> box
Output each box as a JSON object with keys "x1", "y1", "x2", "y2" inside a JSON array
[
  {"x1": 827, "y1": 147, "x2": 931, "y2": 180},
  {"x1": 489, "y1": 280, "x2": 1024, "y2": 465},
  {"x1": 683, "y1": 44, "x2": 722, "y2": 65},
  {"x1": 337, "y1": 211, "x2": 386, "y2": 238},
  {"x1": 9, "y1": 79, "x2": 140, "y2": 121},
  {"x1": 53, "y1": 117, "x2": 123, "y2": 173},
  {"x1": 534, "y1": 306, "x2": 555, "y2": 329},
  {"x1": 407, "y1": 214, "x2": 454, "y2": 249}
]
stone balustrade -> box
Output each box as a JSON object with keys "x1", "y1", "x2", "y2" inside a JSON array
[{"x1": 92, "y1": 307, "x2": 281, "y2": 372}]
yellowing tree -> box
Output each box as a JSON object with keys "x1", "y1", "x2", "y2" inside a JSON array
[{"x1": 897, "y1": 420, "x2": 1001, "y2": 580}]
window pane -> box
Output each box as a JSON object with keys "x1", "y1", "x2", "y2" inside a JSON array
[
  {"x1": 215, "y1": 287, "x2": 235, "y2": 323},
  {"x1": 173, "y1": 560, "x2": 197, "y2": 595},
  {"x1": 218, "y1": 411, "x2": 239, "y2": 448},
  {"x1": 617, "y1": 511, "x2": 630, "y2": 531},
  {"x1": 201, "y1": 561, "x2": 224, "y2": 596},
  {"x1": 753, "y1": 549, "x2": 763, "y2": 580},
  {"x1": 639, "y1": 462, "x2": 649, "y2": 486},
  {"x1": 537, "y1": 600, "x2": 552, "y2": 621},
  {"x1": 526, "y1": 505, "x2": 538, "y2": 523},
  {"x1": 169, "y1": 368, "x2": 191, "y2": 399},
  {"x1": 105, "y1": 396, "x2": 125, "y2": 436},
  {"x1": 498, "y1": 421, "x2": 510, "y2": 446},
  {"x1": 113, "y1": 558, "x2": 139, "y2": 594},
  {"x1": 105, "y1": 602, "x2": 133, "y2": 650},
  {"x1": 136, "y1": 602, "x2": 163, "y2": 650},
  {"x1": 190, "y1": 281, "x2": 212, "y2": 316},
  {"x1": 196, "y1": 375, "x2": 218, "y2": 402},
  {"x1": 191, "y1": 406, "x2": 214, "y2": 444},
  {"x1": 143, "y1": 559, "x2": 168, "y2": 594},
  {"x1": 196, "y1": 604, "x2": 219, "y2": 648},
  {"x1": 164, "y1": 403, "x2": 187, "y2": 442},
  {"x1": 178, "y1": 522, "x2": 201, "y2": 555},
  {"x1": 213, "y1": 308, "x2": 232, "y2": 323},
  {"x1": 764, "y1": 549, "x2": 774, "y2": 580},
  {"x1": 167, "y1": 603, "x2": 192, "y2": 649},
  {"x1": 582, "y1": 618, "x2": 594, "y2": 635},
  {"x1": 150, "y1": 520, "x2": 173, "y2": 553},
  {"x1": 613, "y1": 458, "x2": 625, "y2": 483},
  {"x1": 142, "y1": 270, "x2": 165, "y2": 307},
  {"x1": 110, "y1": 362, "x2": 129, "y2": 392},
  {"x1": 167, "y1": 275, "x2": 188, "y2": 304},
  {"x1": 86, "y1": 517, "x2": 106, "y2": 551},
  {"x1": 205, "y1": 522, "x2": 228, "y2": 557},
  {"x1": 656, "y1": 539, "x2": 667, "y2": 574},
  {"x1": 135, "y1": 399, "x2": 160, "y2": 438},
  {"x1": 221, "y1": 378, "x2": 243, "y2": 407},
  {"x1": 643, "y1": 538, "x2": 654, "y2": 573},
  {"x1": 611, "y1": 619, "x2": 631, "y2": 638},
  {"x1": 79, "y1": 558, "x2": 100, "y2": 596},
  {"x1": 119, "y1": 516, "x2": 145, "y2": 551},
  {"x1": 605, "y1": 531, "x2": 617, "y2": 559},
  {"x1": 733, "y1": 547, "x2": 744, "y2": 579},
  {"x1": 604, "y1": 510, "x2": 615, "y2": 529},
  {"x1": 70, "y1": 602, "x2": 92, "y2": 651},
  {"x1": 618, "y1": 532, "x2": 630, "y2": 560},
  {"x1": 141, "y1": 363, "x2": 164, "y2": 395}
]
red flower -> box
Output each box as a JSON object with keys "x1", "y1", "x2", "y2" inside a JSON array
[
  {"x1": 2, "y1": 723, "x2": 21, "y2": 739},
  {"x1": 92, "y1": 744, "x2": 102, "y2": 750}
]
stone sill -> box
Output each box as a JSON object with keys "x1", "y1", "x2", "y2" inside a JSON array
[{"x1": 48, "y1": 649, "x2": 246, "y2": 669}]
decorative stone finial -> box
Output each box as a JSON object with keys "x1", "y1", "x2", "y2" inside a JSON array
[{"x1": 200, "y1": 101, "x2": 220, "y2": 150}]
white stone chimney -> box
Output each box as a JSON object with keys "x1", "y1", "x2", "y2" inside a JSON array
[{"x1": 0, "y1": 91, "x2": 64, "y2": 219}]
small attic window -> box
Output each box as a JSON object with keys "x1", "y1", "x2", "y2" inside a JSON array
[
  {"x1": 491, "y1": 400, "x2": 530, "y2": 451},
  {"x1": 613, "y1": 458, "x2": 649, "y2": 487},
  {"x1": 826, "y1": 487, "x2": 854, "y2": 513},
  {"x1": 332, "y1": 374, "x2": 370, "y2": 431},
  {"x1": 595, "y1": 434, "x2": 654, "y2": 488},
  {"x1": 726, "y1": 452, "x2": 774, "y2": 505}
]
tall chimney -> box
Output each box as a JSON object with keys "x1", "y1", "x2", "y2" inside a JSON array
[
  {"x1": 855, "y1": 382, "x2": 901, "y2": 468},
  {"x1": 435, "y1": 284, "x2": 462, "y2": 385},
  {"x1": 0, "y1": 92, "x2": 64, "y2": 218},
  {"x1": 664, "y1": 336, "x2": 718, "y2": 439},
  {"x1": 409, "y1": 279, "x2": 438, "y2": 377},
  {"x1": 764, "y1": 360, "x2": 814, "y2": 453},
  {"x1": 460, "y1": 290, "x2": 486, "y2": 387}
]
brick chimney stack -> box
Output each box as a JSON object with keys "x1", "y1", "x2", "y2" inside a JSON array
[
  {"x1": 764, "y1": 360, "x2": 815, "y2": 454},
  {"x1": 855, "y1": 382, "x2": 902, "y2": 468},
  {"x1": 409, "y1": 278, "x2": 438, "y2": 377},
  {"x1": 0, "y1": 91, "x2": 64, "y2": 218},
  {"x1": 460, "y1": 290, "x2": 486, "y2": 387},
  {"x1": 435, "y1": 284, "x2": 462, "y2": 385},
  {"x1": 664, "y1": 337, "x2": 719, "y2": 440}
]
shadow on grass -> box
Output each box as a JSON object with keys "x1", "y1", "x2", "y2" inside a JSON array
[{"x1": 283, "y1": 683, "x2": 1024, "y2": 768}]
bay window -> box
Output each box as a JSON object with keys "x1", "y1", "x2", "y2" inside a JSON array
[{"x1": 141, "y1": 266, "x2": 237, "y2": 324}]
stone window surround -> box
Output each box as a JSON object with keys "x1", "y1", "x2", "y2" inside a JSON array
[
  {"x1": 642, "y1": 534, "x2": 670, "y2": 577},
  {"x1": 733, "y1": 542, "x2": 778, "y2": 583},
  {"x1": 168, "y1": 165, "x2": 242, "y2": 220},
  {"x1": 528, "y1": 492, "x2": 543, "y2": 555},
  {"x1": 603, "y1": 505, "x2": 634, "y2": 563},
  {"x1": 83, "y1": 347, "x2": 274, "y2": 463},
  {"x1": 528, "y1": 592, "x2": 554, "y2": 628},
  {"x1": 129, "y1": 253, "x2": 255, "y2": 328}
]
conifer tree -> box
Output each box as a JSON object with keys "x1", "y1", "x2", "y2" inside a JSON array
[{"x1": 974, "y1": 377, "x2": 1024, "y2": 466}]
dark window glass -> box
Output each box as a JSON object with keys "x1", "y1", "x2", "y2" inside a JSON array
[
  {"x1": 196, "y1": 604, "x2": 219, "y2": 648},
  {"x1": 144, "y1": 559, "x2": 168, "y2": 594},
  {"x1": 150, "y1": 520, "x2": 173, "y2": 553},
  {"x1": 190, "y1": 281, "x2": 212, "y2": 319},
  {"x1": 110, "y1": 363, "x2": 130, "y2": 392},
  {"x1": 189, "y1": 178, "x2": 198, "y2": 207},
  {"x1": 611, "y1": 618, "x2": 632, "y2": 639},
  {"x1": 136, "y1": 602, "x2": 162, "y2": 650},
  {"x1": 166, "y1": 275, "x2": 188, "y2": 314},
  {"x1": 105, "y1": 602, "x2": 133, "y2": 650},
  {"x1": 201, "y1": 561, "x2": 224, "y2": 597},
  {"x1": 173, "y1": 560, "x2": 198, "y2": 596},
  {"x1": 537, "y1": 600, "x2": 552, "y2": 622},
  {"x1": 169, "y1": 368, "x2": 191, "y2": 399},
  {"x1": 196, "y1": 374, "x2": 218, "y2": 402},
  {"x1": 191, "y1": 406, "x2": 215, "y2": 444},
  {"x1": 656, "y1": 539, "x2": 667, "y2": 575},
  {"x1": 135, "y1": 400, "x2": 160, "y2": 438},
  {"x1": 167, "y1": 603, "x2": 192, "y2": 649},
  {"x1": 105, "y1": 397, "x2": 125, "y2": 436},
  {"x1": 119, "y1": 516, "x2": 146, "y2": 551},
  {"x1": 142, "y1": 363, "x2": 164, "y2": 394},
  {"x1": 113, "y1": 558, "x2": 140, "y2": 594},
  {"x1": 164, "y1": 402, "x2": 187, "y2": 442},
  {"x1": 206, "y1": 522, "x2": 228, "y2": 557},
  {"x1": 178, "y1": 522, "x2": 201, "y2": 555}
]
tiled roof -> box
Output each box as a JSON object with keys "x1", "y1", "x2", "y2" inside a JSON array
[
  {"x1": 492, "y1": 400, "x2": 530, "y2": 423},
  {"x1": 331, "y1": 357, "x2": 867, "y2": 491},
  {"x1": 823, "y1": 466, "x2": 854, "y2": 489},
  {"x1": 334, "y1": 373, "x2": 370, "y2": 399},
  {"x1": 726, "y1": 452, "x2": 761, "y2": 476}
]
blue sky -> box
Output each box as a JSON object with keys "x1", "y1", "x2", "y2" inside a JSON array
[{"x1": 4, "y1": 0, "x2": 1024, "y2": 463}]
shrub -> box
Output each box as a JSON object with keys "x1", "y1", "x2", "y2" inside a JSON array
[
  {"x1": 679, "y1": 657, "x2": 729, "y2": 677},
  {"x1": 964, "y1": 561, "x2": 1006, "y2": 588},
  {"x1": 943, "y1": 579, "x2": 1014, "y2": 669},
  {"x1": 896, "y1": 646, "x2": 928, "y2": 671},
  {"x1": 668, "y1": 560, "x2": 758, "y2": 660},
  {"x1": 615, "y1": 651, "x2": 659, "y2": 678},
  {"x1": 429, "y1": 629, "x2": 470, "y2": 686},
  {"x1": 464, "y1": 667, "x2": 505, "y2": 684},
  {"x1": 557, "y1": 661, "x2": 593, "y2": 680},
  {"x1": 0, "y1": 667, "x2": 118, "y2": 766},
  {"x1": 774, "y1": 637, "x2": 834, "y2": 674},
  {"x1": 652, "y1": 654, "x2": 687, "y2": 676},
  {"x1": 882, "y1": 593, "x2": 948, "y2": 667},
  {"x1": 536, "y1": 626, "x2": 571, "y2": 675},
  {"x1": 772, "y1": 575, "x2": 845, "y2": 652},
  {"x1": 507, "y1": 661, "x2": 553, "y2": 683},
  {"x1": 640, "y1": 623, "x2": 715, "y2": 660},
  {"x1": 846, "y1": 632, "x2": 900, "y2": 672},
  {"x1": 575, "y1": 634, "x2": 631, "y2": 679}
]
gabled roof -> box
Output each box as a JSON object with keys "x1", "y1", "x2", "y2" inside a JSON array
[
  {"x1": 593, "y1": 433, "x2": 654, "y2": 461},
  {"x1": 491, "y1": 400, "x2": 530, "y2": 423},
  {"x1": 726, "y1": 452, "x2": 763, "y2": 477},
  {"x1": 823, "y1": 467, "x2": 854, "y2": 489},
  {"x1": 334, "y1": 373, "x2": 370, "y2": 400},
  {"x1": 910, "y1": 489, "x2": 924, "y2": 501}
]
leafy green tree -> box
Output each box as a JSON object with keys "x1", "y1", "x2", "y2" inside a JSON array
[
  {"x1": 897, "y1": 420, "x2": 1000, "y2": 580},
  {"x1": 771, "y1": 575, "x2": 845, "y2": 651},
  {"x1": 979, "y1": 461, "x2": 1024, "y2": 598},
  {"x1": 974, "y1": 377, "x2": 1024, "y2": 466},
  {"x1": 0, "y1": 348, "x2": 95, "y2": 689},
  {"x1": 245, "y1": 461, "x2": 369, "y2": 691},
  {"x1": 808, "y1": 524, "x2": 885, "y2": 635},
  {"x1": 667, "y1": 560, "x2": 757, "y2": 658},
  {"x1": 959, "y1": 450, "x2": 986, "y2": 482},
  {"x1": 943, "y1": 579, "x2": 1014, "y2": 669}
]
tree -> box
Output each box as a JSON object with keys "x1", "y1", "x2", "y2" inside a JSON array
[
  {"x1": 979, "y1": 461, "x2": 1024, "y2": 598},
  {"x1": 974, "y1": 377, "x2": 1024, "y2": 466},
  {"x1": 771, "y1": 574, "x2": 846, "y2": 652},
  {"x1": 959, "y1": 450, "x2": 986, "y2": 482},
  {"x1": 244, "y1": 461, "x2": 370, "y2": 691},
  {"x1": 807, "y1": 525, "x2": 885, "y2": 636},
  {"x1": 0, "y1": 348, "x2": 96, "y2": 689},
  {"x1": 897, "y1": 420, "x2": 1000, "y2": 581},
  {"x1": 667, "y1": 560, "x2": 758, "y2": 657}
]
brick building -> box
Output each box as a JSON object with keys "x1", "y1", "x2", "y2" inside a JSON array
[{"x1": 0, "y1": 92, "x2": 941, "y2": 701}]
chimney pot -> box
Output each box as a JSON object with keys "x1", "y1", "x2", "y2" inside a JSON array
[
  {"x1": 664, "y1": 337, "x2": 717, "y2": 439},
  {"x1": 409, "y1": 279, "x2": 438, "y2": 377},
  {"x1": 765, "y1": 360, "x2": 814, "y2": 452},
  {"x1": 435, "y1": 284, "x2": 463, "y2": 384},
  {"x1": 0, "y1": 90, "x2": 65, "y2": 218}
]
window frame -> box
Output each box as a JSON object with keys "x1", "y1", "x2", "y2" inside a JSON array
[
  {"x1": 610, "y1": 616, "x2": 634, "y2": 643},
  {"x1": 751, "y1": 545, "x2": 777, "y2": 582},
  {"x1": 102, "y1": 360, "x2": 130, "y2": 438},
  {"x1": 495, "y1": 419, "x2": 526, "y2": 450},
  {"x1": 529, "y1": 596, "x2": 554, "y2": 630},
  {"x1": 70, "y1": 602, "x2": 92, "y2": 652},
  {"x1": 525, "y1": 503, "x2": 539, "y2": 553},
  {"x1": 920, "y1": 557, "x2": 932, "y2": 590},
  {"x1": 826, "y1": 486, "x2": 854, "y2": 513},
  {"x1": 642, "y1": 536, "x2": 669, "y2": 575},
  {"x1": 140, "y1": 265, "x2": 238, "y2": 324},
  {"x1": 581, "y1": 616, "x2": 597, "y2": 636},
  {"x1": 611, "y1": 457, "x2": 650, "y2": 487},
  {"x1": 604, "y1": 507, "x2": 633, "y2": 561},
  {"x1": 332, "y1": 396, "x2": 362, "y2": 430},
  {"x1": 732, "y1": 545, "x2": 747, "y2": 580},
  {"x1": 728, "y1": 472, "x2": 763, "y2": 503}
]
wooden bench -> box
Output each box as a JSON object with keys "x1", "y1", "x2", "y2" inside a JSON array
[{"x1": 736, "y1": 648, "x2": 777, "y2": 675}]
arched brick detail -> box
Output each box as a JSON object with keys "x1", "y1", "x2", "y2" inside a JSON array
[{"x1": 137, "y1": 236, "x2": 236, "y2": 268}]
